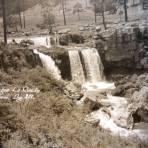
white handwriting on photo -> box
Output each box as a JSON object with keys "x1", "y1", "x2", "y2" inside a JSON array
[{"x1": 0, "y1": 86, "x2": 40, "y2": 101}]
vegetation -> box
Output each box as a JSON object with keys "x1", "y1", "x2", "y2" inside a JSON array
[
  {"x1": 90, "y1": 0, "x2": 117, "y2": 28},
  {"x1": 73, "y1": 2, "x2": 83, "y2": 21},
  {"x1": 0, "y1": 64, "x2": 140, "y2": 148}
]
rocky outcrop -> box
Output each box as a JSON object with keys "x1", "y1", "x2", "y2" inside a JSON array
[
  {"x1": 0, "y1": 44, "x2": 42, "y2": 72},
  {"x1": 51, "y1": 51, "x2": 71, "y2": 80},
  {"x1": 95, "y1": 22, "x2": 148, "y2": 70},
  {"x1": 59, "y1": 33, "x2": 84, "y2": 46}
]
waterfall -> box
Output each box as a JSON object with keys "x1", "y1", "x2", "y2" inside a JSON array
[
  {"x1": 30, "y1": 36, "x2": 51, "y2": 48},
  {"x1": 68, "y1": 48, "x2": 114, "y2": 91},
  {"x1": 33, "y1": 49, "x2": 61, "y2": 80},
  {"x1": 81, "y1": 48, "x2": 104, "y2": 82},
  {"x1": 68, "y1": 50, "x2": 85, "y2": 84}
]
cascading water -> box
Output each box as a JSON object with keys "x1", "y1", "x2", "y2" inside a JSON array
[
  {"x1": 8, "y1": 36, "x2": 51, "y2": 48},
  {"x1": 81, "y1": 48, "x2": 104, "y2": 82},
  {"x1": 68, "y1": 48, "x2": 115, "y2": 91},
  {"x1": 33, "y1": 49, "x2": 61, "y2": 80},
  {"x1": 68, "y1": 50, "x2": 85, "y2": 84},
  {"x1": 30, "y1": 36, "x2": 51, "y2": 48},
  {"x1": 68, "y1": 47, "x2": 148, "y2": 145},
  {"x1": 81, "y1": 48, "x2": 114, "y2": 91}
]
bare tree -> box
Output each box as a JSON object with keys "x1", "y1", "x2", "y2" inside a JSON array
[
  {"x1": 61, "y1": 0, "x2": 66, "y2": 25},
  {"x1": 23, "y1": 11, "x2": 26, "y2": 28},
  {"x1": 18, "y1": 8, "x2": 23, "y2": 29},
  {"x1": 123, "y1": 0, "x2": 128, "y2": 22},
  {"x1": 22, "y1": 0, "x2": 26, "y2": 28},
  {"x1": 91, "y1": 0, "x2": 97, "y2": 23},
  {"x1": 101, "y1": 0, "x2": 107, "y2": 30},
  {"x1": 94, "y1": 0, "x2": 97, "y2": 23},
  {"x1": 91, "y1": 0, "x2": 116, "y2": 29},
  {"x1": 2, "y1": 0, "x2": 7, "y2": 44},
  {"x1": 85, "y1": 0, "x2": 88, "y2": 8}
]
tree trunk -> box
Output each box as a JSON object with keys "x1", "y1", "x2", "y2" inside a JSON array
[
  {"x1": 101, "y1": 0, "x2": 107, "y2": 30},
  {"x1": 18, "y1": 11, "x2": 23, "y2": 29},
  {"x1": 123, "y1": 0, "x2": 128, "y2": 22},
  {"x1": 15, "y1": 25, "x2": 18, "y2": 32},
  {"x1": 78, "y1": 10, "x2": 80, "y2": 21},
  {"x1": 85, "y1": 0, "x2": 88, "y2": 7},
  {"x1": 2, "y1": 0, "x2": 7, "y2": 44},
  {"x1": 61, "y1": 0, "x2": 66, "y2": 25},
  {"x1": 94, "y1": 0, "x2": 97, "y2": 23},
  {"x1": 23, "y1": 12, "x2": 26, "y2": 28}
]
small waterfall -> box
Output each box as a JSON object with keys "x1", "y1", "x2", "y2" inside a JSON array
[
  {"x1": 68, "y1": 50, "x2": 85, "y2": 84},
  {"x1": 8, "y1": 36, "x2": 51, "y2": 48},
  {"x1": 81, "y1": 48, "x2": 104, "y2": 82},
  {"x1": 30, "y1": 36, "x2": 51, "y2": 48},
  {"x1": 33, "y1": 49, "x2": 61, "y2": 80},
  {"x1": 68, "y1": 48, "x2": 112, "y2": 91}
]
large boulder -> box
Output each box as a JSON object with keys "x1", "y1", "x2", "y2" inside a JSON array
[{"x1": 129, "y1": 87, "x2": 148, "y2": 123}]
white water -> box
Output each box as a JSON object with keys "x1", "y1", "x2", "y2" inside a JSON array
[
  {"x1": 81, "y1": 48, "x2": 104, "y2": 82},
  {"x1": 82, "y1": 82, "x2": 115, "y2": 92},
  {"x1": 33, "y1": 49, "x2": 61, "y2": 80},
  {"x1": 84, "y1": 91, "x2": 148, "y2": 145},
  {"x1": 80, "y1": 48, "x2": 114, "y2": 91},
  {"x1": 67, "y1": 48, "x2": 148, "y2": 144},
  {"x1": 68, "y1": 50, "x2": 85, "y2": 84},
  {"x1": 85, "y1": 108, "x2": 148, "y2": 145},
  {"x1": 8, "y1": 36, "x2": 51, "y2": 48},
  {"x1": 68, "y1": 48, "x2": 115, "y2": 91}
]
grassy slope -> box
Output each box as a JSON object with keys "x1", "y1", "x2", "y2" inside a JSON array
[{"x1": 0, "y1": 65, "x2": 143, "y2": 148}]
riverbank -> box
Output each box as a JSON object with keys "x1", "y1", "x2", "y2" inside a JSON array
[{"x1": 0, "y1": 44, "x2": 147, "y2": 148}]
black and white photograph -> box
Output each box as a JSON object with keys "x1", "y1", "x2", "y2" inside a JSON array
[{"x1": 0, "y1": 0, "x2": 148, "y2": 148}]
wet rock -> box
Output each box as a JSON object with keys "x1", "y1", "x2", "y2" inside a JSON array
[{"x1": 111, "y1": 85, "x2": 124, "y2": 96}]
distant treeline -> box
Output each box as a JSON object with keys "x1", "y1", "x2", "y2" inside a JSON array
[{"x1": 0, "y1": 0, "x2": 61, "y2": 17}]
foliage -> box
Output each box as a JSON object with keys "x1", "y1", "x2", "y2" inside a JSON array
[
  {"x1": 0, "y1": 0, "x2": 39, "y2": 16},
  {"x1": 73, "y1": 2, "x2": 83, "y2": 20},
  {"x1": 43, "y1": 11, "x2": 55, "y2": 27},
  {"x1": 6, "y1": 15, "x2": 20, "y2": 31},
  {"x1": 73, "y1": 2, "x2": 83, "y2": 14},
  {"x1": 90, "y1": 0, "x2": 117, "y2": 14}
]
